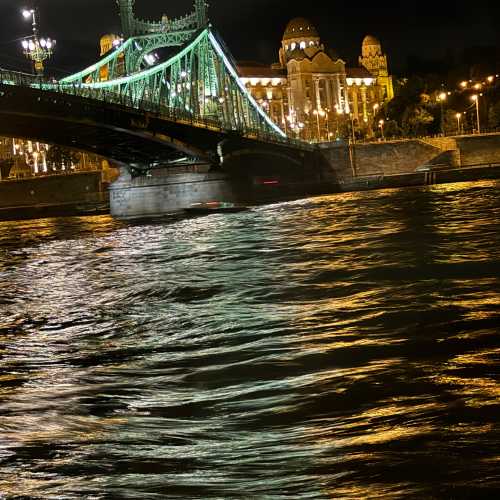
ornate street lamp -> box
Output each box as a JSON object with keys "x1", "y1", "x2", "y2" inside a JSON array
[{"x1": 20, "y1": 8, "x2": 56, "y2": 75}]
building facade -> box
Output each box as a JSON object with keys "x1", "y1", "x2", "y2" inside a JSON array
[
  {"x1": 239, "y1": 18, "x2": 394, "y2": 141},
  {"x1": 0, "y1": 136, "x2": 113, "y2": 181}
]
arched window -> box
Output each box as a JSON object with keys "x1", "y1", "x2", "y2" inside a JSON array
[
  {"x1": 291, "y1": 42, "x2": 296, "y2": 50},
  {"x1": 300, "y1": 41, "x2": 306, "y2": 49}
]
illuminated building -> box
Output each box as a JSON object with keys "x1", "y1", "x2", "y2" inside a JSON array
[
  {"x1": 0, "y1": 137, "x2": 111, "y2": 180},
  {"x1": 98, "y1": 34, "x2": 125, "y2": 81},
  {"x1": 359, "y1": 35, "x2": 394, "y2": 102},
  {"x1": 238, "y1": 63, "x2": 289, "y2": 131},
  {"x1": 239, "y1": 18, "x2": 394, "y2": 141}
]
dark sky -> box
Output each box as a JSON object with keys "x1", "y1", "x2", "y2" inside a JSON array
[{"x1": 0, "y1": 0, "x2": 498, "y2": 77}]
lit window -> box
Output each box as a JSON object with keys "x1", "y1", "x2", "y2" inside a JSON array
[
  {"x1": 300, "y1": 41, "x2": 306, "y2": 49},
  {"x1": 291, "y1": 42, "x2": 296, "y2": 50}
]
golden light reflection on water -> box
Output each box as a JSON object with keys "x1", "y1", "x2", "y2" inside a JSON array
[
  {"x1": 432, "y1": 373, "x2": 500, "y2": 408},
  {"x1": 0, "y1": 181, "x2": 499, "y2": 498},
  {"x1": 318, "y1": 424, "x2": 435, "y2": 448},
  {"x1": 428, "y1": 179, "x2": 499, "y2": 194}
]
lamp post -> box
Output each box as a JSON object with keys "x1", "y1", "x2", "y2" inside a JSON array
[
  {"x1": 379, "y1": 119, "x2": 385, "y2": 141},
  {"x1": 471, "y1": 94, "x2": 481, "y2": 134},
  {"x1": 438, "y1": 92, "x2": 447, "y2": 136},
  {"x1": 348, "y1": 113, "x2": 357, "y2": 176},
  {"x1": 20, "y1": 7, "x2": 56, "y2": 75},
  {"x1": 313, "y1": 109, "x2": 322, "y2": 142},
  {"x1": 455, "y1": 113, "x2": 462, "y2": 135},
  {"x1": 324, "y1": 109, "x2": 330, "y2": 141}
]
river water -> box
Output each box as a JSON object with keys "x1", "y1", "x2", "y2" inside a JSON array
[{"x1": 0, "y1": 181, "x2": 499, "y2": 499}]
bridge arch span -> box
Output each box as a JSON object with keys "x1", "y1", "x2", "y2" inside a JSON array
[{"x1": 0, "y1": 83, "x2": 227, "y2": 169}]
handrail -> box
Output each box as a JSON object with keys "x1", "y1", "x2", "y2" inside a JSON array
[{"x1": 0, "y1": 68, "x2": 314, "y2": 151}]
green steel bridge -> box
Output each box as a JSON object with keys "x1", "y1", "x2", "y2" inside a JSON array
[{"x1": 0, "y1": 0, "x2": 313, "y2": 169}]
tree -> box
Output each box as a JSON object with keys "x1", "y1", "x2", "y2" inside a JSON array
[
  {"x1": 488, "y1": 101, "x2": 500, "y2": 130},
  {"x1": 402, "y1": 105, "x2": 434, "y2": 137},
  {"x1": 444, "y1": 109, "x2": 461, "y2": 135},
  {"x1": 383, "y1": 119, "x2": 402, "y2": 138},
  {"x1": 0, "y1": 158, "x2": 13, "y2": 180}
]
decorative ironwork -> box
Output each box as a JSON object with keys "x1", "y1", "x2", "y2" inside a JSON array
[
  {"x1": 2, "y1": 1, "x2": 290, "y2": 146},
  {"x1": 116, "y1": 0, "x2": 208, "y2": 38},
  {"x1": 20, "y1": 8, "x2": 56, "y2": 75}
]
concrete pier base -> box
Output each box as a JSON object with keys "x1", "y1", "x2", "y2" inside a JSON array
[{"x1": 109, "y1": 133, "x2": 500, "y2": 220}]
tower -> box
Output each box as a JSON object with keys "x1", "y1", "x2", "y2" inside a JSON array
[
  {"x1": 195, "y1": 0, "x2": 208, "y2": 28},
  {"x1": 117, "y1": 0, "x2": 135, "y2": 38},
  {"x1": 359, "y1": 35, "x2": 394, "y2": 100}
]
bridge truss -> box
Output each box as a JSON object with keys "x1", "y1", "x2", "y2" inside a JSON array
[
  {"x1": 55, "y1": 29, "x2": 286, "y2": 140},
  {"x1": 1, "y1": 1, "x2": 290, "y2": 146}
]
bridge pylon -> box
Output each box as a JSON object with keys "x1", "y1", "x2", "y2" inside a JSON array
[
  {"x1": 117, "y1": 0, "x2": 135, "y2": 38},
  {"x1": 195, "y1": 0, "x2": 209, "y2": 28}
]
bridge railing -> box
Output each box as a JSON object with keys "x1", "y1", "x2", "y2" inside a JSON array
[
  {"x1": 0, "y1": 69, "x2": 49, "y2": 88},
  {"x1": 55, "y1": 84, "x2": 312, "y2": 150},
  {"x1": 0, "y1": 68, "x2": 313, "y2": 151}
]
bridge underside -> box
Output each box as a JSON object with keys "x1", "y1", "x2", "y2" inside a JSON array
[
  {"x1": 0, "y1": 84, "x2": 231, "y2": 168},
  {"x1": 0, "y1": 84, "x2": 342, "y2": 218}
]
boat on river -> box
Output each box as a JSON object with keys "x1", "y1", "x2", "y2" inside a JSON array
[{"x1": 184, "y1": 201, "x2": 249, "y2": 215}]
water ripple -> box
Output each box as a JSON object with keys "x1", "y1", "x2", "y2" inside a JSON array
[{"x1": 1, "y1": 181, "x2": 499, "y2": 498}]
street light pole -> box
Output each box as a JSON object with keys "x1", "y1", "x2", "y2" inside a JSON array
[
  {"x1": 324, "y1": 109, "x2": 330, "y2": 142},
  {"x1": 313, "y1": 109, "x2": 321, "y2": 142},
  {"x1": 378, "y1": 119, "x2": 385, "y2": 141},
  {"x1": 455, "y1": 113, "x2": 462, "y2": 135},
  {"x1": 438, "y1": 92, "x2": 447, "y2": 136},
  {"x1": 471, "y1": 95, "x2": 481, "y2": 134}
]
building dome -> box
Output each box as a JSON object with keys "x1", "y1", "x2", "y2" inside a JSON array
[
  {"x1": 362, "y1": 35, "x2": 381, "y2": 47},
  {"x1": 283, "y1": 18, "x2": 319, "y2": 41}
]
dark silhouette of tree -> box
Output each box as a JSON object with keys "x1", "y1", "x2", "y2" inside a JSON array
[{"x1": 0, "y1": 158, "x2": 13, "y2": 180}]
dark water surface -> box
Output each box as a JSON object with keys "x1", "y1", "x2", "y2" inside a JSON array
[{"x1": 1, "y1": 181, "x2": 499, "y2": 499}]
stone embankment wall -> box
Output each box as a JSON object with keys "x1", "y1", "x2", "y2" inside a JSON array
[
  {"x1": 455, "y1": 134, "x2": 500, "y2": 166},
  {"x1": 0, "y1": 171, "x2": 105, "y2": 208},
  {"x1": 323, "y1": 133, "x2": 500, "y2": 179}
]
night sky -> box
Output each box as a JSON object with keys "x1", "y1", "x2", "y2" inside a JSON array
[{"x1": 0, "y1": 0, "x2": 498, "y2": 77}]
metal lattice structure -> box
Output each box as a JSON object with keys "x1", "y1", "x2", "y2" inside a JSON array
[
  {"x1": 61, "y1": 1, "x2": 209, "y2": 82},
  {"x1": 117, "y1": 0, "x2": 208, "y2": 38},
  {"x1": 1, "y1": 1, "x2": 289, "y2": 143},
  {"x1": 59, "y1": 28, "x2": 285, "y2": 140}
]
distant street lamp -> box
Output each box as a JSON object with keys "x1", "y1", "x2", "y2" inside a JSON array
[
  {"x1": 379, "y1": 119, "x2": 385, "y2": 141},
  {"x1": 373, "y1": 103, "x2": 380, "y2": 131},
  {"x1": 438, "y1": 92, "x2": 447, "y2": 136},
  {"x1": 20, "y1": 7, "x2": 56, "y2": 75},
  {"x1": 471, "y1": 94, "x2": 481, "y2": 134},
  {"x1": 455, "y1": 112, "x2": 462, "y2": 135}
]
